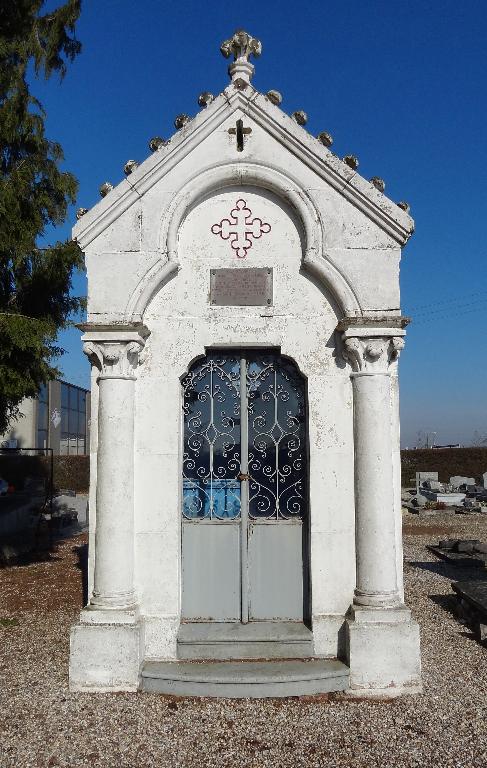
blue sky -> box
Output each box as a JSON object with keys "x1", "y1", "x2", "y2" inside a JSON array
[{"x1": 35, "y1": 0, "x2": 487, "y2": 447}]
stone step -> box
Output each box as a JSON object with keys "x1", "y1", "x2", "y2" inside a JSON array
[
  {"x1": 177, "y1": 621, "x2": 314, "y2": 660},
  {"x1": 141, "y1": 658, "x2": 350, "y2": 698}
]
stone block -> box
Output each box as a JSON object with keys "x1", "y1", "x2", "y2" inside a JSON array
[
  {"x1": 423, "y1": 480, "x2": 443, "y2": 491},
  {"x1": 411, "y1": 494, "x2": 427, "y2": 507},
  {"x1": 416, "y1": 472, "x2": 438, "y2": 494},
  {"x1": 450, "y1": 476, "x2": 475, "y2": 489},
  {"x1": 346, "y1": 606, "x2": 421, "y2": 697},
  {"x1": 69, "y1": 621, "x2": 141, "y2": 691}
]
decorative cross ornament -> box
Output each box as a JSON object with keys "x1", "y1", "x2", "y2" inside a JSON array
[
  {"x1": 211, "y1": 199, "x2": 271, "y2": 259},
  {"x1": 220, "y1": 30, "x2": 262, "y2": 85},
  {"x1": 228, "y1": 118, "x2": 252, "y2": 152}
]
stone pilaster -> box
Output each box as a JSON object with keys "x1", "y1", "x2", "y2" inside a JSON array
[
  {"x1": 69, "y1": 324, "x2": 149, "y2": 692},
  {"x1": 338, "y1": 318, "x2": 421, "y2": 696}
]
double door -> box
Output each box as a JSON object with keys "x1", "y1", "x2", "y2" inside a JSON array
[{"x1": 181, "y1": 351, "x2": 308, "y2": 622}]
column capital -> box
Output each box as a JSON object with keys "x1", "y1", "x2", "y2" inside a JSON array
[
  {"x1": 342, "y1": 335, "x2": 405, "y2": 374},
  {"x1": 80, "y1": 323, "x2": 150, "y2": 380},
  {"x1": 337, "y1": 316, "x2": 409, "y2": 375}
]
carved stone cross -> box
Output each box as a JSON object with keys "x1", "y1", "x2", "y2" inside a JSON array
[
  {"x1": 211, "y1": 199, "x2": 271, "y2": 258},
  {"x1": 228, "y1": 118, "x2": 252, "y2": 152}
]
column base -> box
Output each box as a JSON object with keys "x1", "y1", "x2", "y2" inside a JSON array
[
  {"x1": 69, "y1": 608, "x2": 141, "y2": 692},
  {"x1": 346, "y1": 604, "x2": 421, "y2": 697}
]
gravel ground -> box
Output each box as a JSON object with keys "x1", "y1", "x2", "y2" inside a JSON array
[{"x1": 1, "y1": 512, "x2": 486, "y2": 768}]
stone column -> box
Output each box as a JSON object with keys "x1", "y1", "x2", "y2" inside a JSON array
[
  {"x1": 83, "y1": 336, "x2": 145, "y2": 610},
  {"x1": 69, "y1": 325, "x2": 149, "y2": 692},
  {"x1": 343, "y1": 333, "x2": 404, "y2": 608},
  {"x1": 339, "y1": 319, "x2": 421, "y2": 697}
]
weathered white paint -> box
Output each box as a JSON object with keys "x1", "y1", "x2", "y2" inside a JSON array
[{"x1": 69, "y1": 33, "x2": 421, "y2": 696}]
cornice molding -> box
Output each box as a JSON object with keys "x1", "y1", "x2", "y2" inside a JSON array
[{"x1": 73, "y1": 87, "x2": 414, "y2": 250}]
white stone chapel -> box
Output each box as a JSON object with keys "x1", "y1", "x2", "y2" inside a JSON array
[{"x1": 69, "y1": 31, "x2": 421, "y2": 697}]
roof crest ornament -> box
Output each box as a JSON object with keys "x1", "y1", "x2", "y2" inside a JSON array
[{"x1": 220, "y1": 29, "x2": 262, "y2": 86}]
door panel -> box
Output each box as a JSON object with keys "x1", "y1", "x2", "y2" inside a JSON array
[
  {"x1": 248, "y1": 522, "x2": 304, "y2": 620},
  {"x1": 182, "y1": 523, "x2": 241, "y2": 620},
  {"x1": 181, "y1": 351, "x2": 307, "y2": 623},
  {"x1": 246, "y1": 354, "x2": 307, "y2": 521}
]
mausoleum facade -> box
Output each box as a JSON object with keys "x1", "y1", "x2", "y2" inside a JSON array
[{"x1": 69, "y1": 31, "x2": 421, "y2": 697}]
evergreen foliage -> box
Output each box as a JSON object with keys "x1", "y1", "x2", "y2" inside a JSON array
[{"x1": 0, "y1": 1, "x2": 83, "y2": 434}]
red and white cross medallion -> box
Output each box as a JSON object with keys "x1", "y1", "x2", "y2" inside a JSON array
[{"x1": 211, "y1": 199, "x2": 271, "y2": 258}]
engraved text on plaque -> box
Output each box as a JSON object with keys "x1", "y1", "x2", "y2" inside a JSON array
[{"x1": 210, "y1": 268, "x2": 273, "y2": 306}]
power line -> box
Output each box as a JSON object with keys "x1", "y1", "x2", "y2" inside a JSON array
[
  {"x1": 412, "y1": 297, "x2": 487, "y2": 318},
  {"x1": 405, "y1": 290, "x2": 487, "y2": 313},
  {"x1": 413, "y1": 303, "x2": 487, "y2": 325}
]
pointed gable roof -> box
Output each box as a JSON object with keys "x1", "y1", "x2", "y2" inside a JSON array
[{"x1": 74, "y1": 30, "x2": 413, "y2": 250}]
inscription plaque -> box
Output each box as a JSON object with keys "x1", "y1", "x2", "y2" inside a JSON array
[{"x1": 210, "y1": 268, "x2": 273, "y2": 306}]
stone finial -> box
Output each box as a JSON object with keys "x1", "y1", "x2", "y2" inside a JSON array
[
  {"x1": 267, "y1": 90, "x2": 282, "y2": 106},
  {"x1": 198, "y1": 91, "x2": 214, "y2": 107},
  {"x1": 149, "y1": 136, "x2": 166, "y2": 152},
  {"x1": 292, "y1": 110, "x2": 308, "y2": 126},
  {"x1": 174, "y1": 114, "x2": 191, "y2": 130},
  {"x1": 397, "y1": 201, "x2": 410, "y2": 213},
  {"x1": 99, "y1": 182, "x2": 113, "y2": 198},
  {"x1": 317, "y1": 131, "x2": 333, "y2": 148},
  {"x1": 344, "y1": 155, "x2": 359, "y2": 170},
  {"x1": 221, "y1": 30, "x2": 261, "y2": 85},
  {"x1": 371, "y1": 176, "x2": 385, "y2": 193},
  {"x1": 76, "y1": 207, "x2": 88, "y2": 219},
  {"x1": 123, "y1": 160, "x2": 138, "y2": 176}
]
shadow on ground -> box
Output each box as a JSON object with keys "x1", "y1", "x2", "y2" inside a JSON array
[{"x1": 73, "y1": 543, "x2": 88, "y2": 606}]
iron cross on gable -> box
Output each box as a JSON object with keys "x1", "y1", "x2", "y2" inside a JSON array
[{"x1": 228, "y1": 118, "x2": 252, "y2": 151}]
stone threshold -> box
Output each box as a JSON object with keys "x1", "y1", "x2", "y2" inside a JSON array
[
  {"x1": 140, "y1": 658, "x2": 350, "y2": 698},
  {"x1": 177, "y1": 621, "x2": 314, "y2": 660}
]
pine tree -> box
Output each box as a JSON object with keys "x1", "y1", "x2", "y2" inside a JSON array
[{"x1": 0, "y1": 0, "x2": 83, "y2": 434}]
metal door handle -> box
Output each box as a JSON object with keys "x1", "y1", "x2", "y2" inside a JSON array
[{"x1": 238, "y1": 472, "x2": 250, "y2": 481}]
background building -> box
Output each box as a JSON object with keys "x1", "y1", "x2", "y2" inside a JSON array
[{"x1": 1, "y1": 380, "x2": 90, "y2": 456}]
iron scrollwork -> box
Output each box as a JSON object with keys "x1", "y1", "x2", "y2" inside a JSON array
[
  {"x1": 182, "y1": 355, "x2": 241, "y2": 519},
  {"x1": 182, "y1": 352, "x2": 306, "y2": 522},
  {"x1": 246, "y1": 355, "x2": 306, "y2": 520}
]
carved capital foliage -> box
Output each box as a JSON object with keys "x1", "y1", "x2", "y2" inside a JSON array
[
  {"x1": 83, "y1": 340, "x2": 144, "y2": 379},
  {"x1": 342, "y1": 336, "x2": 405, "y2": 374}
]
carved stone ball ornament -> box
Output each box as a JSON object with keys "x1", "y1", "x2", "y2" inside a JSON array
[
  {"x1": 343, "y1": 336, "x2": 405, "y2": 374},
  {"x1": 174, "y1": 114, "x2": 191, "y2": 130},
  {"x1": 76, "y1": 207, "x2": 88, "y2": 219},
  {"x1": 149, "y1": 136, "x2": 166, "y2": 152},
  {"x1": 317, "y1": 131, "x2": 333, "y2": 147},
  {"x1": 198, "y1": 92, "x2": 214, "y2": 107},
  {"x1": 123, "y1": 160, "x2": 138, "y2": 176},
  {"x1": 371, "y1": 176, "x2": 386, "y2": 193},
  {"x1": 292, "y1": 110, "x2": 308, "y2": 126},
  {"x1": 99, "y1": 182, "x2": 113, "y2": 198},
  {"x1": 266, "y1": 90, "x2": 282, "y2": 106},
  {"x1": 344, "y1": 155, "x2": 359, "y2": 170}
]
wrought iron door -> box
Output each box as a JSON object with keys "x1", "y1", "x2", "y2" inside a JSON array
[{"x1": 181, "y1": 351, "x2": 307, "y2": 622}]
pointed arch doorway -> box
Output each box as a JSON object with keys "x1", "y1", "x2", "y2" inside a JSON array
[{"x1": 181, "y1": 350, "x2": 309, "y2": 625}]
